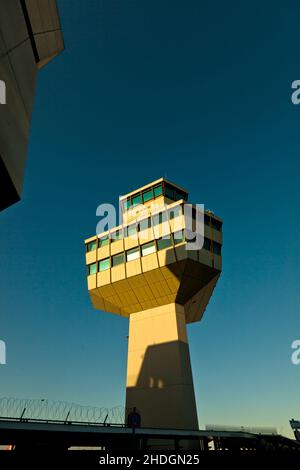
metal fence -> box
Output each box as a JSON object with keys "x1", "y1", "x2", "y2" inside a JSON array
[{"x1": 0, "y1": 397, "x2": 125, "y2": 425}]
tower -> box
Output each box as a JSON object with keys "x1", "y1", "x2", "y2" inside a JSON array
[{"x1": 85, "y1": 178, "x2": 222, "y2": 430}]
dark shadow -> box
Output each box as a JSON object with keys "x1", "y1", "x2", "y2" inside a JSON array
[{"x1": 126, "y1": 340, "x2": 199, "y2": 431}]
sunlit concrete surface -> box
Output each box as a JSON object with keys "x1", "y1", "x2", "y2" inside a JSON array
[{"x1": 0, "y1": 0, "x2": 64, "y2": 211}]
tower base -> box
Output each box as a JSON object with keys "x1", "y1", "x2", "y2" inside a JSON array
[{"x1": 126, "y1": 303, "x2": 198, "y2": 430}]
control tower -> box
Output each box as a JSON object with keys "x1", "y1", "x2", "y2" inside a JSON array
[{"x1": 84, "y1": 178, "x2": 222, "y2": 430}]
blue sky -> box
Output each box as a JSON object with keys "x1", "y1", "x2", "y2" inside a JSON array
[{"x1": 1, "y1": 0, "x2": 300, "y2": 437}]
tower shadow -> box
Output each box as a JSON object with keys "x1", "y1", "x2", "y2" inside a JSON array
[{"x1": 126, "y1": 340, "x2": 199, "y2": 430}]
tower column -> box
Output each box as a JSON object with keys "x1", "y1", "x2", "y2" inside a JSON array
[{"x1": 125, "y1": 303, "x2": 198, "y2": 430}]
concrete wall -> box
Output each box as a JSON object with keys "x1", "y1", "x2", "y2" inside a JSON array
[
  {"x1": 0, "y1": 0, "x2": 64, "y2": 211},
  {"x1": 126, "y1": 303, "x2": 199, "y2": 430}
]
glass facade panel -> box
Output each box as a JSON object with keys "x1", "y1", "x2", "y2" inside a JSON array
[
  {"x1": 165, "y1": 184, "x2": 174, "y2": 200},
  {"x1": 175, "y1": 189, "x2": 187, "y2": 201},
  {"x1": 157, "y1": 236, "x2": 173, "y2": 251},
  {"x1": 211, "y1": 218, "x2": 222, "y2": 231},
  {"x1": 126, "y1": 247, "x2": 140, "y2": 261},
  {"x1": 203, "y1": 238, "x2": 211, "y2": 251},
  {"x1": 213, "y1": 241, "x2": 222, "y2": 255},
  {"x1": 132, "y1": 194, "x2": 142, "y2": 206},
  {"x1": 99, "y1": 235, "x2": 109, "y2": 247},
  {"x1": 153, "y1": 184, "x2": 163, "y2": 197},
  {"x1": 88, "y1": 263, "x2": 97, "y2": 275},
  {"x1": 87, "y1": 240, "x2": 97, "y2": 252},
  {"x1": 99, "y1": 258, "x2": 110, "y2": 271},
  {"x1": 141, "y1": 241, "x2": 156, "y2": 256},
  {"x1": 142, "y1": 188, "x2": 153, "y2": 202},
  {"x1": 204, "y1": 213, "x2": 222, "y2": 231},
  {"x1": 112, "y1": 253, "x2": 125, "y2": 266}
]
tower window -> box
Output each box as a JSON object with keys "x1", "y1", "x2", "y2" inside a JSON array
[
  {"x1": 99, "y1": 258, "x2": 110, "y2": 271},
  {"x1": 112, "y1": 253, "x2": 125, "y2": 266},
  {"x1": 142, "y1": 188, "x2": 153, "y2": 203},
  {"x1": 126, "y1": 247, "x2": 140, "y2": 261},
  {"x1": 88, "y1": 263, "x2": 97, "y2": 275},
  {"x1": 86, "y1": 240, "x2": 97, "y2": 252},
  {"x1": 175, "y1": 189, "x2": 187, "y2": 201},
  {"x1": 99, "y1": 235, "x2": 109, "y2": 248},
  {"x1": 164, "y1": 184, "x2": 175, "y2": 200},
  {"x1": 141, "y1": 241, "x2": 156, "y2": 256},
  {"x1": 132, "y1": 194, "x2": 142, "y2": 206},
  {"x1": 157, "y1": 236, "x2": 173, "y2": 251},
  {"x1": 153, "y1": 184, "x2": 163, "y2": 197}
]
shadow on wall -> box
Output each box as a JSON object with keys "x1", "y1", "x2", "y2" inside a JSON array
[{"x1": 126, "y1": 340, "x2": 199, "y2": 430}]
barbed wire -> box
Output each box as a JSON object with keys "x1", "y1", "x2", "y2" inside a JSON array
[{"x1": 0, "y1": 397, "x2": 125, "y2": 424}]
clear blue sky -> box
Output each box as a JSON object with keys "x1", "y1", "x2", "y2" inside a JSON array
[{"x1": 1, "y1": 0, "x2": 300, "y2": 437}]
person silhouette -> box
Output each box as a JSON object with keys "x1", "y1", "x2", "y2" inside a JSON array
[{"x1": 127, "y1": 407, "x2": 141, "y2": 428}]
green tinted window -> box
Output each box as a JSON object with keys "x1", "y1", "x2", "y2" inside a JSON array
[
  {"x1": 157, "y1": 236, "x2": 173, "y2": 251},
  {"x1": 88, "y1": 262, "x2": 97, "y2": 275},
  {"x1": 154, "y1": 184, "x2": 163, "y2": 197},
  {"x1": 99, "y1": 236, "x2": 109, "y2": 247},
  {"x1": 141, "y1": 241, "x2": 156, "y2": 256},
  {"x1": 87, "y1": 240, "x2": 97, "y2": 252},
  {"x1": 143, "y1": 189, "x2": 153, "y2": 203},
  {"x1": 112, "y1": 253, "x2": 125, "y2": 266},
  {"x1": 99, "y1": 258, "x2": 110, "y2": 271},
  {"x1": 132, "y1": 194, "x2": 142, "y2": 206},
  {"x1": 173, "y1": 230, "x2": 184, "y2": 244}
]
